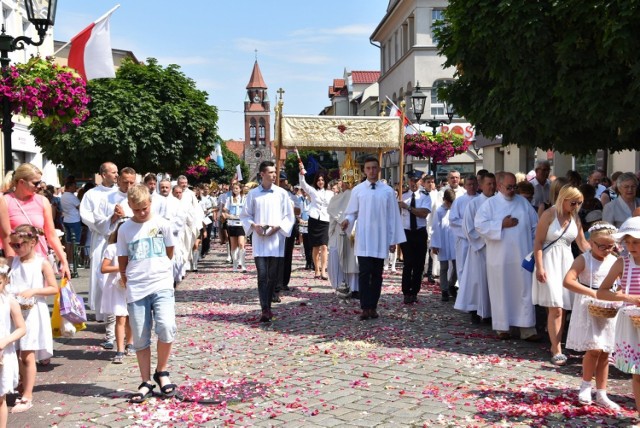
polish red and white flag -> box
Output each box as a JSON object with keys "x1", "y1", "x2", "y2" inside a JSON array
[{"x1": 67, "y1": 5, "x2": 120, "y2": 81}]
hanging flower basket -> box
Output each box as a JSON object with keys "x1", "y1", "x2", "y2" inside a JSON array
[
  {"x1": 404, "y1": 131, "x2": 471, "y2": 164},
  {"x1": 1, "y1": 56, "x2": 90, "y2": 131}
]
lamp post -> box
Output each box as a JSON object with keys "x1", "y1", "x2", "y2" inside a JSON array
[
  {"x1": 0, "y1": 0, "x2": 58, "y2": 174},
  {"x1": 410, "y1": 81, "x2": 455, "y2": 180}
]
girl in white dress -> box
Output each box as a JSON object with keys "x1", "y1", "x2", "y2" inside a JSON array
[
  {"x1": 100, "y1": 226, "x2": 132, "y2": 364},
  {"x1": 431, "y1": 189, "x2": 457, "y2": 302},
  {"x1": 563, "y1": 222, "x2": 620, "y2": 409},
  {"x1": 0, "y1": 258, "x2": 26, "y2": 427},
  {"x1": 7, "y1": 225, "x2": 58, "y2": 413},
  {"x1": 532, "y1": 185, "x2": 590, "y2": 366},
  {"x1": 596, "y1": 216, "x2": 640, "y2": 416}
]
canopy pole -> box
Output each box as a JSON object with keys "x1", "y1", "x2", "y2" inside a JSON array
[
  {"x1": 274, "y1": 98, "x2": 284, "y2": 186},
  {"x1": 397, "y1": 101, "x2": 406, "y2": 201}
]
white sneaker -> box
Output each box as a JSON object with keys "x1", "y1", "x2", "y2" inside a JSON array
[
  {"x1": 595, "y1": 393, "x2": 620, "y2": 410},
  {"x1": 578, "y1": 385, "x2": 592, "y2": 405},
  {"x1": 383, "y1": 266, "x2": 389, "y2": 271}
]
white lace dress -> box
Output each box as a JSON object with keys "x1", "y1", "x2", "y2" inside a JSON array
[
  {"x1": 565, "y1": 251, "x2": 618, "y2": 352},
  {"x1": 8, "y1": 255, "x2": 53, "y2": 361},
  {"x1": 0, "y1": 294, "x2": 20, "y2": 395}
]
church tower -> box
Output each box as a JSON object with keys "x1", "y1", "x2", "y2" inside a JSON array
[{"x1": 244, "y1": 59, "x2": 271, "y2": 180}]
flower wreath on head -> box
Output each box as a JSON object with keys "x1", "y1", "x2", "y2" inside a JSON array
[
  {"x1": 0, "y1": 265, "x2": 9, "y2": 274},
  {"x1": 588, "y1": 223, "x2": 617, "y2": 234}
]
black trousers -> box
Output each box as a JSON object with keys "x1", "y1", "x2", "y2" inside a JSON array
[
  {"x1": 302, "y1": 233, "x2": 314, "y2": 267},
  {"x1": 400, "y1": 227, "x2": 428, "y2": 296},
  {"x1": 357, "y1": 256, "x2": 385, "y2": 310},
  {"x1": 255, "y1": 256, "x2": 283, "y2": 310},
  {"x1": 278, "y1": 223, "x2": 298, "y2": 290},
  {"x1": 201, "y1": 218, "x2": 213, "y2": 256}
]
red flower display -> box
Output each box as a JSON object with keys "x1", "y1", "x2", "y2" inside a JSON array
[{"x1": 404, "y1": 131, "x2": 471, "y2": 164}]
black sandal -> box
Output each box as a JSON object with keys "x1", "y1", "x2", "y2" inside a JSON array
[
  {"x1": 129, "y1": 381, "x2": 155, "y2": 404},
  {"x1": 153, "y1": 371, "x2": 178, "y2": 397}
]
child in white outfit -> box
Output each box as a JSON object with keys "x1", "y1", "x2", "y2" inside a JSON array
[
  {"x1": 100, "y1": 224, "x2": 133, "y2": 364},
  {"x1": 7, "y1": 225, "x2": 58, "y2": 414},
  {"x1": 0, "y1": 257, "x2": 26, "y2": 427},
  {"x1": 564, "y1": 221, "x2": 619, "y2": 409}
]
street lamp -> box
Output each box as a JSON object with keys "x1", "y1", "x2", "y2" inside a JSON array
[
  {"x1": 410, "y1": 81, "x2": 455, "y2": 179},
  {"x1": 0, "y1": 0, "x2": 58, "y2": 173}
]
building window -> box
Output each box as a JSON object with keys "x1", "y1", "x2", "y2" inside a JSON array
[
  {"x1": 250, "y1": 119, "x2": 257, "y2": 146},
  {"x1": 259, "y1": 118, "x2": 266, "y2": 146},
  {"x1": 430, "y1": 79, "x2": 455, "y2": 118},
  {"x1": 432, "y1": 9, "x2": 445, "y2": 44}
]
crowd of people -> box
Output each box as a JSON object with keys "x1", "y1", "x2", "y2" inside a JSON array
[{"x1": 3, "y1": 158, "x2": 640, "y2": 421}]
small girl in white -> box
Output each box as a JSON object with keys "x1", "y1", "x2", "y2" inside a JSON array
[
  {"x1": 563, "y1": 221, "x2": 620, "y2": 409},
  {"x1": 0, "y1": 257, "x2": 26, "y2": 427},
  {"x1": 7, "y1": 225, "x2": 58, "y2": 413},
  {"x1": 100, "y1": 225, "x2": 133, "y2": 364}
]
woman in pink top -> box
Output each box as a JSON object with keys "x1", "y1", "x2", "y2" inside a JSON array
[{"x1": 0, "y1": 163, "x2": 70, "y2": 279}]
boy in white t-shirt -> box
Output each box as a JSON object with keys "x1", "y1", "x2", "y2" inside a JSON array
[{"x1": 117, "y1": 185, "x2": 177, "y2": 404}]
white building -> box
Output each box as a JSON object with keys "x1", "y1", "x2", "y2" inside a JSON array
[
  {"x1": 0, "y1": 0, "x2": 56, "y2": 183},
  {"x1": 371, "y1": 0, "x2": 480, "y2": 184}
]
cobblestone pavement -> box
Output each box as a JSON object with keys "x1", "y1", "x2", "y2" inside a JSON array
[{"x1": 8, "y1": 241, "x2": 640, "y2": 427}]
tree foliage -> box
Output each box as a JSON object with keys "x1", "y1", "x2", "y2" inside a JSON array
[
  {"x1": 436, "y1": 0, "x2": 640, "y2": 154},
  {"x1": 30, "y1": 58, "x2": 219, "y2": 175}
]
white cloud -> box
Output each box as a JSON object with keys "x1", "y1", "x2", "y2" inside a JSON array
[{"x1": 155, "y1": 56, "x2": 211, "y2": 66}]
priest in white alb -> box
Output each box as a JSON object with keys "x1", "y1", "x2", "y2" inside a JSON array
[
  {"x1": 455, "y1": 173, "x2": 495, "y2": 322},
  {"x1": 448, "y1": 175, "x2": 478, "y2": 294},
  {"x1": 474, "y1": 171, "x2": 539, "y2": 340},
  {"x1": 79, "y1": 162, "x2": 117, "y2": 323}
]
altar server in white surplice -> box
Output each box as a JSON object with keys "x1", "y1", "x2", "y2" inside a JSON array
[
  {"x1": 448, "y1": 175, "x2": 478, "y2": 292},
  {"x1": 455, "y1": 173, "x2": 495, "y2": 321},
  {"x1": 475, "y1": 171, "x2": 539, "y2": 340},
  {"x1": 240, "y1": 161, "x2": 295, "y2": 323},
  {"x1": 341, "y1": 156, "x2": 405, "y2": 320},
  {"x1": 79, "y1": 162, "x2": 117, "y2": 321}
]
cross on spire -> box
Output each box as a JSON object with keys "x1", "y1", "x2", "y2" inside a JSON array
[{"x1": 277, "y1": 87, "x2": 285, "y2": 101}]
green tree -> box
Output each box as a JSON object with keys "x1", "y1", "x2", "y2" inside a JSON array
[
  {"x1": 436, "y1": 0, "x2": 640, "y2": 154},
  {"x1": 30, "y1": 58, "x2": 219, "y2": 175}
]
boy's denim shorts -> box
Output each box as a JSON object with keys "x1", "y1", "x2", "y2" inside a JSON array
[{"x1": 127, "y1": 288, "x2": 177, "y2": 351}]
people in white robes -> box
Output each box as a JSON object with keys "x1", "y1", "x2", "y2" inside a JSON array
[
  {"x1": 327, "y1": 182, "x2": 358, "y2": 295},
  {"x1": 448, "y1": 176, "x2": 478, "y2": 293}
]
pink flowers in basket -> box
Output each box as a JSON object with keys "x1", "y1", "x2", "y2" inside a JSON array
[
  {"x1": 404, "y1": 131, "x2": 471, "y2": 164},
  {"x1": 1, "y1": 56, "x2": 90, "y2": 131}
]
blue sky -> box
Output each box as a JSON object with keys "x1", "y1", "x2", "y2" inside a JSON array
[{"x1": 54, "y1": 1, "x2": 389, "y2": 141}]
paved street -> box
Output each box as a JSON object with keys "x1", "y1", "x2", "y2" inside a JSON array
[{"x1": 8, "y1": 241, "x2": 640, "y2": 427}]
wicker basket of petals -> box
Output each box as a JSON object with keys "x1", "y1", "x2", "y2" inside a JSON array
[
  {"x1": 587, "y1": 299, "x2": 620, "y2": 319},
  {"x1": 625, "y1": 307, "x2": 640, "y2": 329}
]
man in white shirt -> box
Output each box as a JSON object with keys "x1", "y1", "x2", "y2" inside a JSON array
[
  {"x1": 341, "y1": 156, "x2": 405, "y2": 320},
  {"x1": 475, "y1": 171, "x2": 539, "y2": 340},
  {"x1": 398, "y1": 171, "x2": 431, "y2": 304},
  {"x1": 61, "y1": 178, "x2": 81, "y2": 266},
  {"x1": 80, "y1": 162, "x2": 117, "y2": 328},
  {"x1": 199, "y1": 184, "x2": 215, "y2": 257},
  {"x1": 588, "y1": 170, "x2": 607, "y2": 199},
  {"x1": 422, "y1": 175, "x2": 440, "y2": 282},
  {"x1": 530, "y1": 160, "x2": 551, "y2": 210},
  {"x1": 240, "y1": 161, "x2": 295, "y2": 322},
  {"x1": 177, "y1": 175, "x2": 203, "y2": 270}
]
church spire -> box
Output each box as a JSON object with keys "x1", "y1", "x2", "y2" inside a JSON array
[{"x1": 246, "y1": 60, "x2": 267, "y2": 89}]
